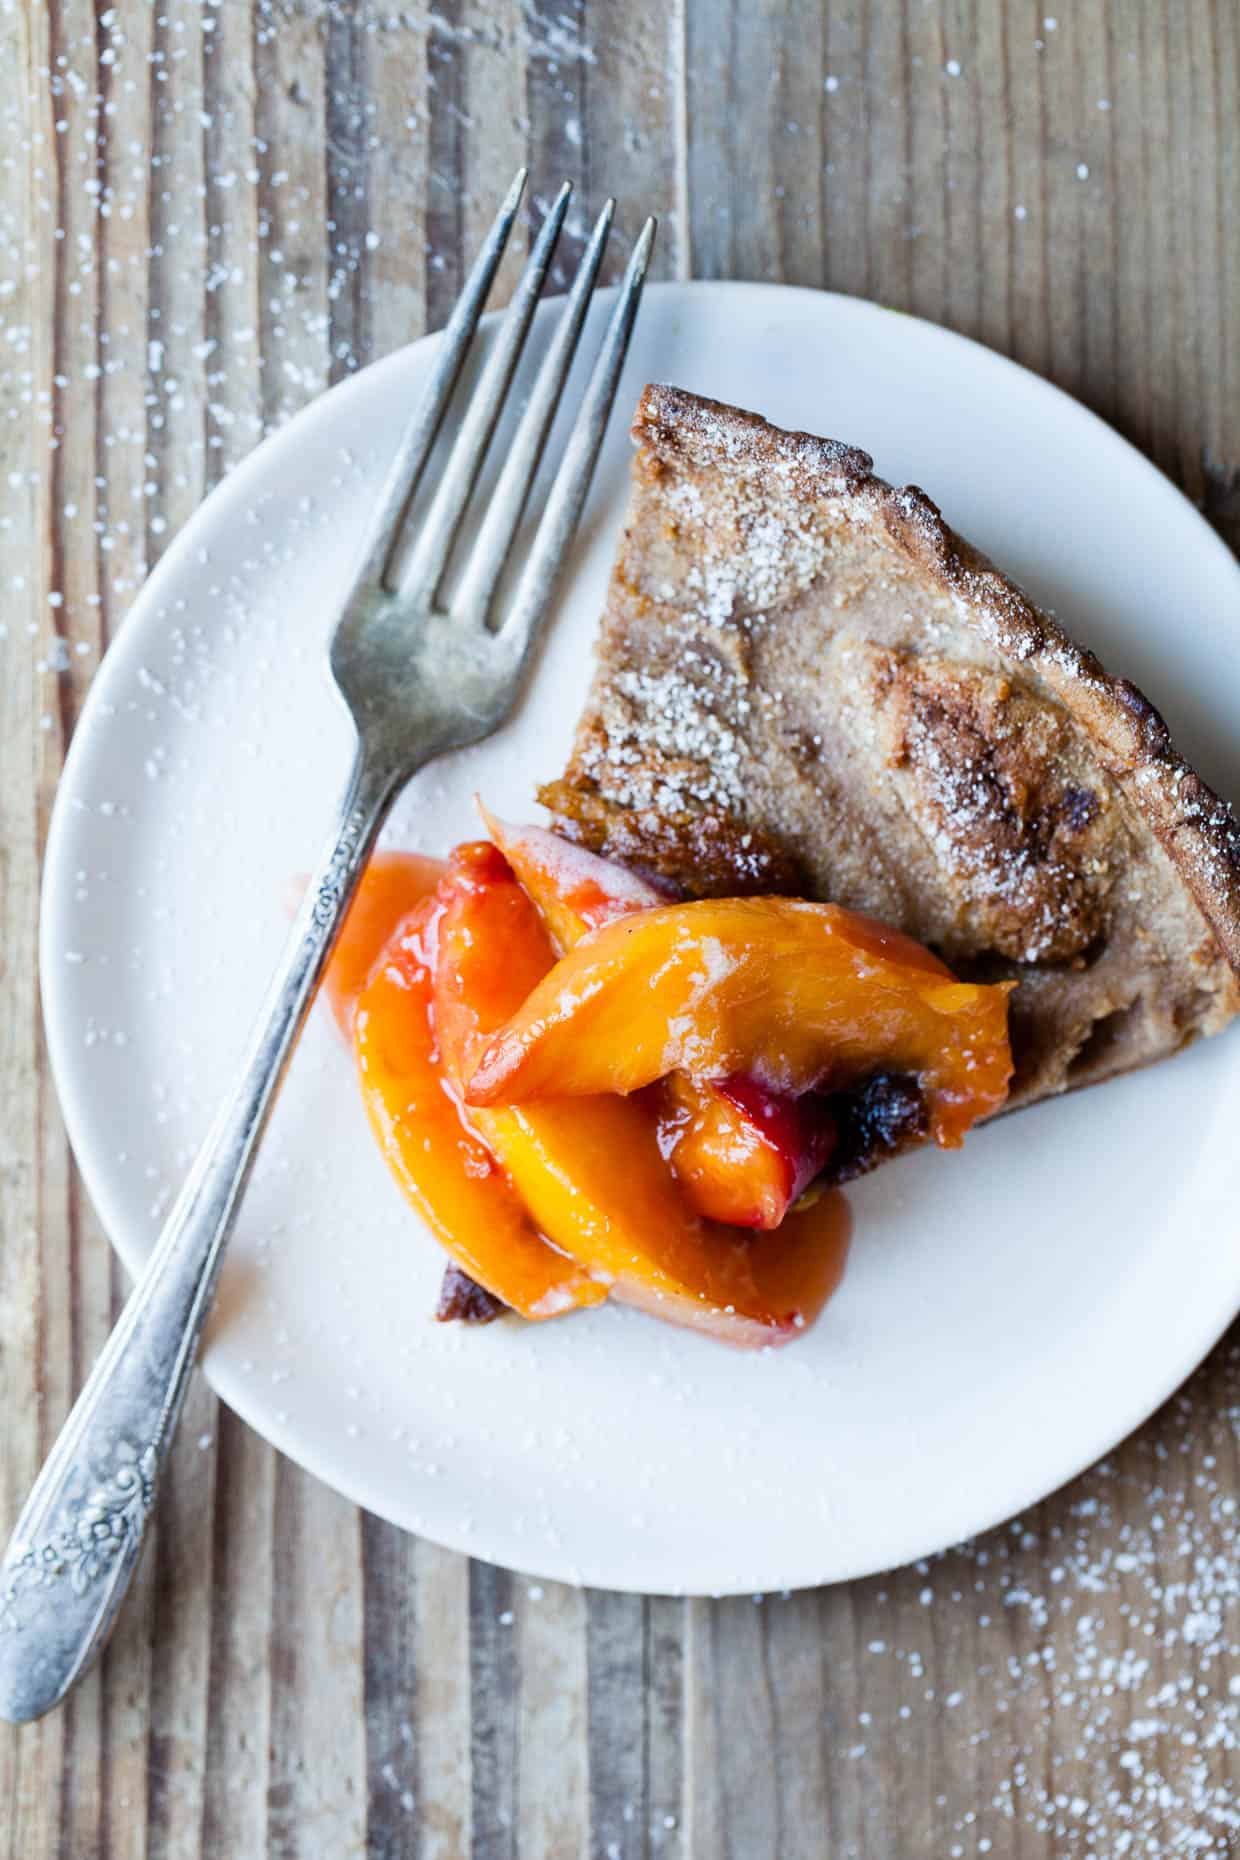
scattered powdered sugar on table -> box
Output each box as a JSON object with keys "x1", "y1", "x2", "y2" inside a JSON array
[
  {"x1": 711, "y1": 1341, "x2": 1240, "y2": 1858},
  {"x1": 3, "y1": 11, "x2": 1236, "y2": 1851}
]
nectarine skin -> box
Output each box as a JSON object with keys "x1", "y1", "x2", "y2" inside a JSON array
[
  {"x1": 653, "y1": 1073, "x2": 838, "y2": 1230},
  {"x1": 480, "y1": 804, "x2": 666, "y2": 948},
  {"x1": 352, "y1": 893, "x2": 605, "y2": 1321}
]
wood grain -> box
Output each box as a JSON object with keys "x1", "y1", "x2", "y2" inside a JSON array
[{"x1": 2, "y1": 2, "x2": 1238, "y2": 1856}]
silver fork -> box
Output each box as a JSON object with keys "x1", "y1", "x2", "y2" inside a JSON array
[{"x1": 0, "y1": 170, "x2": 655, "y2": 1724}]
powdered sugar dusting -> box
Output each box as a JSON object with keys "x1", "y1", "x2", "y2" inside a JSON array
[
  {"x1": 899, "y1": 692, "x2": 1106, "y2": 964},
  {"x1": 577, "y1": 421, "x2": 860, "y2": 825},
  {"x1": 668, "y1": 446, "x2": 838, "y2": 630},
  {"x1": 583, "y1": 660, "x2": 750, "y2": 814}
]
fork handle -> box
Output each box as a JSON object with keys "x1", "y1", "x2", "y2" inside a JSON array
[{"x1": 0, "y1": 746, "x2": 401, "y2": 1723}]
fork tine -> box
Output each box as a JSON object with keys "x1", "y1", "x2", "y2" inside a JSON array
[
  {"x1": 352, "y1": 167, "x2": 527, "y2": 595},
  {"x1": 454, "y1": 198, "x2": 615, "y2": 626},
  {"x1": 497, "y1": 216, "x2": 656, "y2": 665},
  {"x1": 394, "y1": 181, "x2": 574, "y2": 602}
]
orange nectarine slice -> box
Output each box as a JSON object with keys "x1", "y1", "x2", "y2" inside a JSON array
[
  {"x1": 352, "y1": 894, "x2": 604, "y2": 1321},
  {"x1": 322, "y1": 850, "x2": 446, "y2": 1035},
  {"x1": 492, "y1": 1096, "x2": 851, "y2": 1346},
  {"x1": 467, "y1": 898, "x2": 1014, "y2": 1146},
  {"x1": 654, "y1": 1072, "x2": 838, "y2": 1231},
  {"x1": 432, "y1": 851, "x2": 850, "y2": 1346},
  {"x1": 481, "y1": 811, "x2": 838, "y2": 1228}
]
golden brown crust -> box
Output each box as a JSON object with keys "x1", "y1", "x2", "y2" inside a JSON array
[
  {"x1": 535, "y1": 779, "x2": 807, "y2": 897},
  {"x1": 631, "y1": 383, "x2": 1240, "y2": 975},
  {"x1": 547, "y1": 384, "x2": 1240, "y2": 1109}
]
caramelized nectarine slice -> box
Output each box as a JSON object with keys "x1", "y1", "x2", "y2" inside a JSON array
[
  {"x1": 480, "y1": 804, "x2": 665, "y2": 949},
  {"x1": 352, "y1": 894, "x2": 604, "y2": 1321},
  {"x1": 322, "y1": 850, "x2": 446, "y2": 1034},
  {"x1": 655, "y1": 1073, "x2": 838, "y2": 1231},
  {"x1": 467, "y1": 898, "x2": 1014, "y2": 1146},
  {"x1": 493, "y1": 1096, "x2": 851, "y2": 1346},
  {"x1": 482, "y1": 811, "x2": 834, "y2": 1228},
  {"x1": 432, "y1": 852, "x2": 850, "y2": 1345}
]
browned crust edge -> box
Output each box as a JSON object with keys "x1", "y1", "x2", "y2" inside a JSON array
[{"x1": 631, "y1": 382, "x2": 1240, "y2": 981}]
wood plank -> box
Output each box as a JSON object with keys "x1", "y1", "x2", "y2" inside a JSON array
[
  {"x1": 251, "y1": 1, "x2": 332, "y2": 433},
  {"x1": 469, "y1": 1558, "x2": 519, "y2": 1860},
  {"x1": 350, "y1": 21, "x2": 479, "y2": 1860},
  {"x1": 457, "y1": 2, "x2": 525, "y2": 291},
  {"x1": 585, "y1": 4, "x2": 688, "y2": 282},
  {"x1": 137, "y1": 1365, "x2": 218, "y2": 1860},
  {"x1": 585, "y1": 1590, "x2": 647, "y2": 1860},
  {"x1": 362, "y1": 1522, "x2": 475, "y2": 1860},
  {"x1": 413, "y1": 1539, "x2": 473, "y2": 1860},
  {"x1": 324, "y1": 3, "x2": 374, "y2": 384},
  {"x1": 360, "y1": 2, "x2": 431, "y2": 356},
  {"x1": 119, "y1": 7, "x2": 213, "y2": 1856},
  {"x1": 684, "y1": 1597, "x2": 778, "y2": 1859},
  {"x1": 246, "y1": 16, "x2": 370, "y2": 1860},
  {"x1": 142, "y1": 56, "x2": 273, "y2": 1854},
  {"x1": 522, "y1": 0, "x2": 684, "y2": 285},
  {"x1": 515, "y1": 1579, "x2": 588, "y2": 1859},
  {"x1": 361, "y1": 1517, "x2": 422, "y2": 1854},
  {"x1": 199, "y1": 1407, "x2": 275, "y2": 1860},
  {"x1": 202, "y1": 0, "x2": 264, "y2": 474},
  {"x1": 0, "y1": 5, "x2": 67, "y2": 1854},
  {"x1": 759, "y1": 1589, "x2": 833, "y2": 1858},
  {"x1": 19, "y1": 0, "x2": 161, "y2": 1851},
  {"x1": 644, "y1": 1596, "x2": 686, "y2": 1853},
  {"x1": 418, "y1": 0, "x2": 526, "y2": 328},
  {"x1": 1199, "y1": 0, "x2": 1240, "y2": 552},
  {"x1": 266, "y1": 1457, "x2": 367, "y2": 1858}
]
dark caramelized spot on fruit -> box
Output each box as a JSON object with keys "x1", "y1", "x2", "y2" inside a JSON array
[
  {"x1": 822, "y1": 1073, "x2": 929, "y2": 1186},
  {"x1": 435, "y1": 1265, "x2": 509, "y2": 1325}
]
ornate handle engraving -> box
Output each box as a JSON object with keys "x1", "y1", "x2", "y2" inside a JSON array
[
  {"x1": 0, "y1": 750, "x2": 399, "y2": 1721},
  {"x1": 2, "y1": 1444, "x2": 157, "y2": 1629}
]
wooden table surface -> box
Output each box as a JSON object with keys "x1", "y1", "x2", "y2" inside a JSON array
[{"x1": 3, "y1": 2, "x2": 1239, "y2": 1854}]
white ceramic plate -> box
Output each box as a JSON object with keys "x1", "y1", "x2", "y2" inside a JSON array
[{"x1": 41, "y1": 282, "x2": 1240, "y2": 1594}]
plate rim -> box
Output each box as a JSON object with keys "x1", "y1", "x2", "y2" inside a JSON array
[{"x1": 39, "y1": 277, "x2": 1240, "y2": 1593}]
